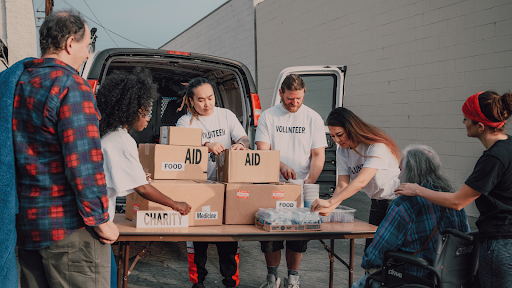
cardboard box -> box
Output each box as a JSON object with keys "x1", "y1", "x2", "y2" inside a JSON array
[
  {"x1": 125, "y1": 180, "x2": 225, "y2": 227},
  {"x1": 217, "y1": 150, "x2": 280, "y2": 183},
  {"x1": 255, "y1": 215, "x2": 322, "y2": 232},
  {"x1": 139, "y1": 144, "x2": 208, "y2": 180},
  {"x1": 160, "y1": 126, "x2": 202, "y2": 146},
  {"x1": 224, "y1": 182, "x2": 301, "y2": 224}
]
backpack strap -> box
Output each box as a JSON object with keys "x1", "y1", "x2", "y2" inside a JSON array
[{"x1": 412, "y1": 207, "x2": 446, "y2": 256}]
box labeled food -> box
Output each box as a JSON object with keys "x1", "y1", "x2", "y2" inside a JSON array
[
  {"x1": 160, "y1": 126, "x2": 202, "y2": 146},
  {"x1": 139, "y1": 144, "x2": 208, "y2": 180},
  {"x1": 217, "y1": 150, "x2": 280, "y2": 183},
  {"x1": 255, "y1": 215, "x2": 322, "y2": 232},
  {"x1": 125, "y1": 180, "x2": 224, "y2": 227},
  {"x1": 223, "y1": 182, "x2": 301, "y2": 224}
]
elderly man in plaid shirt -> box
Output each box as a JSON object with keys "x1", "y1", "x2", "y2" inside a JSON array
[{"x1": 13, "y1": 10, "x2": 118, "y2": 288}]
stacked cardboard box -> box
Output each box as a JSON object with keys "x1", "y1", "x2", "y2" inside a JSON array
[
  {"x1": 126, "y1": 127, "x2": 224, "y2": 227},
  {"x1": 218, "y1": 150, "x2": 302, "y2": 225}
]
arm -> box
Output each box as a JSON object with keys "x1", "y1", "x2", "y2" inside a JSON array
[
  {"x1": 257, "y1": 141, "x2": 297, "y2": 180},
  {"x1": 311, "y1": 168, "x2": 377, "y2": 215},
  {"x1": 311, "y1": 175, "x2": 349, "y2": 215},
  {"x1": 361, "y1": 204, "x2": 410, "y2": 270},
  {"x1": 304, "y1": 147, "x2": 325, "y2": 184},
  {"x1": 395, "y1": 183, "x2": 481, "y2": 211},
  {"x1": 134, "y1": 184, "x2": 192, "y2": 215},
  {"x1": 230, "y1": 135, "x2": 251, "y2": 150}
]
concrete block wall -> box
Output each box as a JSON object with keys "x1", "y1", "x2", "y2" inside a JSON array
[
  {"x1": 256, "y1": 0, "x2": 512, "y2": 216},
  {"x1": 160, "y1": 0, "x2": 256, "y2": 78},
  {"x1": 0, "y1": 0, "x2": 37, "y2": 72}
]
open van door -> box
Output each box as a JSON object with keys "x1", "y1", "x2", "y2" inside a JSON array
[{"x1": 271, "y1": 66, "x2": 347, "y2": 197}]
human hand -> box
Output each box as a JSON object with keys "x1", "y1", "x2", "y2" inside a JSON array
[
  {"x1": 280, "y1": 163, "x2": 296, "y2": 180},
  {"x1": 173, "y1": 202, "x2": 192, "y2": 215},
  {"x1": 229, "y1": 143, "x2": 248, "y2": 150},
  {"x1": 394, "y1": 183, "x2": 421, "y2": 196},
  {"x1": 206, "y1": 142, "x2": 225, "y2": 155},
  {"x1": 94, "y1": 221, "x2": 119, "y2": 244},
  {"x1": 310, "y1": 198, "x2": 337, "y2": 216}
]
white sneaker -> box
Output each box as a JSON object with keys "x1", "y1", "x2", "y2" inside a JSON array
[
  {"x1": 260, "y1": 274, "x2": 281, "y2": 288},
  {"x1": 282, "y1": 275, "x2": 300, "y2": 288}
]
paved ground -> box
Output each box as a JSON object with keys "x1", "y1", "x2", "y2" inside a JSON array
[{"x1": 114, "y1": 192, "x2": 478, "y2": 288}]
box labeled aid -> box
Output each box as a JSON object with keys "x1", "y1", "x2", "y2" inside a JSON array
[
  {"x1": 126, "y1": 180, "x2": 224, "y2": 227},
  {"x1": 223, "y1": 182, "x2": 301, "y2": 224},
  {"x1": 160, "y1": 126, "x2": 202, "y2": 146},
  {"x1": 217, "y1": 150, "x2": 280, "y2": 183},
  {"x1": 139, "y1": 144, "x2": 208, "y2": 180}
]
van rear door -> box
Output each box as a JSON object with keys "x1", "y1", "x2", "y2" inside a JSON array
[{"x1": 271, "y1": 66, "x2": 346, "y2": 197}]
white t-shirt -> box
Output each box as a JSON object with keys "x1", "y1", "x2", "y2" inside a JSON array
[
  {"x1": 176, "y1": 107, "x2": 247, "y2": 180},
  {"x1": 255, "y1": 104, "x2": 327, "y2": 181},
  {"x1": 101, "y1": 128, "x2": 149, "y2": 221},
  {"x1": 337, "y1": 143, "x2": 400, "y2": 200}
]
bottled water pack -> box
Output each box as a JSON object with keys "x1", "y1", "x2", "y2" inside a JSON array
[{"x1": 255, "y1": 208, "x2": 322, "y2": 225}]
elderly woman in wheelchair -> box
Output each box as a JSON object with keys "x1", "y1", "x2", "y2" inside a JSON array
[{"x1": 352, "y1": 144, "x2": 474, "y2": 288}]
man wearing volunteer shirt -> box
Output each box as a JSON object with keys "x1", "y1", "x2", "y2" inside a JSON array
[{"x1": 255, "y1": 74, "x2": 327, "y2": 288}]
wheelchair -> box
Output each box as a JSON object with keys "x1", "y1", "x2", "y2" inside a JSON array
[{"x1": 365, "y1": 229, "x2": 479, "y2": 288}]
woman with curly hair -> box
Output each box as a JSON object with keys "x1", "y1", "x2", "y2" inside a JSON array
[{"x1": 96, "y1": 67, "x2": 191, "y2": 287}]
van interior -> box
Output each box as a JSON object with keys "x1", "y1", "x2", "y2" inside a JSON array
[{"x1": 99, "y1": 58, "x2": 247, "y2": 144}]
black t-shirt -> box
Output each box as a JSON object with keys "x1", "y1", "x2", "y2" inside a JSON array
[{"x1": 465, "y1": 135, "x2": 512, "y2": 238}]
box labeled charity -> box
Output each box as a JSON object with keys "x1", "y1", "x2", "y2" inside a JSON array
[
  {"x1": 138, "y1": 144, "x2": 208, "y2": 180},
  {"x1": 160, "y1": 126, "x2": 202, "y2": 146},
  {"x1": 135, "y1": 210, "x2": 189, "y2": 228},
  {"x1": 255, "y1": 208, "x2": 322, "y2": 232},
  {"x1": 216, "y1": 150, "x2": 280, "y2": 183},
  {"x1": 125, "y1": 180, "x2": 224, "y2": 227},
  {"x1": 223, "y1": 182, "x2": 301, "y2": 224}
]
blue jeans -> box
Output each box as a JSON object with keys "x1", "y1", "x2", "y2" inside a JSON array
[{"x1": 477, "y1": 238, "x2": 512, "y2": 288}]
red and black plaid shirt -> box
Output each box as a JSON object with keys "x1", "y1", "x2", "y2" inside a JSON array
[{"x1": 13, "y1": 58, "x2": 109, "y2": 250}]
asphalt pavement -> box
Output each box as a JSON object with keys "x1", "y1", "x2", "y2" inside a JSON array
[{"x1": 115, "y1": 191, "x2": 478, "y2": 288}]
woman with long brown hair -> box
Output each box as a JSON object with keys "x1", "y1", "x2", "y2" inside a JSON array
[
  {"x1": 395, "y1": 91, "x2": 512, "y2": 287},
  {"x1": 311, "y1": 107, "x2": 401, "y2": 248}
]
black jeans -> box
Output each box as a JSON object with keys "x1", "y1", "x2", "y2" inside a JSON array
[
  {"x1": 188, "y1": 241, "x2": 239, "y2": 287},
  {"x1": 365, "y1": 199, "x2": 393, "y2": 251}
]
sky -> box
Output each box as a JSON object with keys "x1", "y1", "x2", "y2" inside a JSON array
[{"x1": 32, "y1": 0, "x2": 227, "y2": 55}]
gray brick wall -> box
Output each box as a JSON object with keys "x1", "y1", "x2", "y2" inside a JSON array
[
  {"x1": 256, "y1": 0, "x2": 512, "y2": 216},
  {"x1": 160, "y1": 0, "x2": 256, "y2": 77}
]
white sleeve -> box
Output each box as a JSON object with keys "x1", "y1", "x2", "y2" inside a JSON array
[
  {"x1": 104, "y1": 146, "x2": 148, "y2": 197},
  {"x1": 255, "y1": 111, "x2": 271, "y2": 144},
  {"x1": 363, "y1": 143, "x2": 390, "y2": 170},
  {"x1": 228, "y1": 110, "x2": 247, "y2": 142},
  {"x1": 336, "y1": 147, "x2": 350, "y2": 175},
  {"x1": 311, "y1": 113, "x2": 327, "y2": 149}
]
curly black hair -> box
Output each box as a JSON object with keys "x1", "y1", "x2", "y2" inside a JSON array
[
  {"x1": 40, "y1": 9, "x2": 87, "y2": 56},
  {"x1": 96, "y1": 67, "x2": 159, "y2": 137}
]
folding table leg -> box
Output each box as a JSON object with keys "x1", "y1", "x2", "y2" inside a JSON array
[
  {"x1": 123, "y1": 241, "x2": 130, "y2": 288},
  {"x1": 349, "y1": 239, "x2": 354, "y2": 288},
  {"x1": 117, "y1": 242, "x2": 124, "y2": 288},
  {"x1": 329, "y1": 239, "x2": 335, "y2": 288}
]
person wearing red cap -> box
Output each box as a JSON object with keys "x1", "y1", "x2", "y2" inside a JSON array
[{"x1": 395, "y1": 91, "x2": 512, "y2": 287}]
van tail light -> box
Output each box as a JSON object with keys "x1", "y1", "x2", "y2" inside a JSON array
[
  {"x1": 165, "y1": 50, "x2": 191, "y2": 56},
  {"x1": 87, "y1": 79, "x2": 98, "y2": 96},
  {"x1": 250, "y1": 93, "x2": 261, "y2": 126}
]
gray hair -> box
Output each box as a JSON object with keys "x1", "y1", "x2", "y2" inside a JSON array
[{"x1": 401, "y1": 144, "x2": 453, "y2": 192}]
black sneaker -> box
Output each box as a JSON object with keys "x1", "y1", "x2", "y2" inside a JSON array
[{"x1": 192, "y1": 283, "x2": 206, "y2": 288}]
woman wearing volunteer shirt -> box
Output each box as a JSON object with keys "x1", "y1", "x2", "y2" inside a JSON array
[
  {"x1": 96, "y1": 68, "x2": 191, "y2": 288},
  {"x1": 311, "y1": 107, "x2": 401, "y2": 249},
  {"x1": 396, "y1": 91, "x2": 512, "y2": 287},
  {"x1": 176, "y1": 77, "x2": 248, "y2": 288}
]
